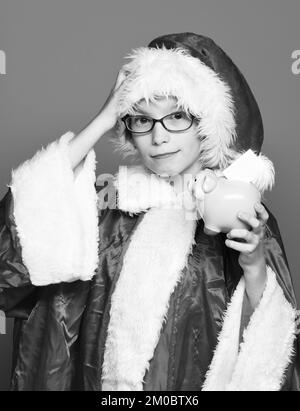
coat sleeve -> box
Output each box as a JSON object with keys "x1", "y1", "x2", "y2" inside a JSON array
[
  {"x1": 0, "y1": 188, "x2": 38, "y2": 317},
  {"x1": 0, "y1": 131, "x2": 100, "y2": 294},
  {"x1": 262, "y1": 204, "x2": 300, "y2": 391},
  {"x1": 202, "y1": 204, "x2": 299, "y2": 391}
]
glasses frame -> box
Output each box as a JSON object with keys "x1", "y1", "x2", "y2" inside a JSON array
[{"x1": 121, "y1": 111, "x2": 196, "y2": 134}]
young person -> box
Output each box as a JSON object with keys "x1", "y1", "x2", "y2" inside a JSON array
[{"x1": 0, "y1": 32, "x2": 299, "y2": 391}]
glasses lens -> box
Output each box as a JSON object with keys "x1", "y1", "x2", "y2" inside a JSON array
[
  {"x1": 126, "y1": 116, "x2": 153, "y2": 132},
  {"x1": 163, "y1": 112, "x2": 193, "y2": 131}
]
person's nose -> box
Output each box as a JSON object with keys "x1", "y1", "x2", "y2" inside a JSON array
[{"x1": 151, "y1": 122, "x2": 170, "y2": 145}]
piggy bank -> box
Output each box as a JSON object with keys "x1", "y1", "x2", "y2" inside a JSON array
[{"x1": 197, "y1": 174, "x2": 261, "y2": 236}]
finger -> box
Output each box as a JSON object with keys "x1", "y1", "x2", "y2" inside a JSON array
[
  {"x1": 225, "y1": 239, "x2": 257, "y2": 253},
  {"x1": 254, "y1": 203, "x2": 269, "y2": 223},
  {"x1": 227, "y1": 229, "x2": 256, "y2": 243},
  {"x1": 114, "y1": 68, "x2": 129, "y2": 90},
  {"x1": 237, "y1": 211, "x2": 261, "y2": 232}
]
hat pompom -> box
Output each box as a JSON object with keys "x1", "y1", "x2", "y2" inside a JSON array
[{"x1": 222, "y1": 149, "x2": 275, "y2": 193}]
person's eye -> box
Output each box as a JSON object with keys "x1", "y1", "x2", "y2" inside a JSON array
[
  {"x1": 170, "y1": 112, "x2": 187, "y2": 120},
  {"x1": 133, "y1": 116, "x2": 151, "y2": 124}
]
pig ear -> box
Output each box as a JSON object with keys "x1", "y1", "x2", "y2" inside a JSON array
[
  {"x1": 193, "y1": 169, "x2": 218, "y2": 198},
  {"x1": 203, "y1": 175, "x2": 217, "y2": 193}
]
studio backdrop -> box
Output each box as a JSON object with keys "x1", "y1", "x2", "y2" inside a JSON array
[{"x1": 0, "y1": 0, "x2": 299, "y2": 390}]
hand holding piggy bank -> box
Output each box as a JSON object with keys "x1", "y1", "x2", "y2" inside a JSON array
[
  {"x1": 189, "y1": 150, "x2": 274, "y2": 235},
  {"x1": 191, "y1": 170, "x2": 261, "y2": 235}
]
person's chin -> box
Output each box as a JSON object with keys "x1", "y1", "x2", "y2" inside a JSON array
[{"x1": 149, "y1": 164, "x2": 183, "y2": 178}]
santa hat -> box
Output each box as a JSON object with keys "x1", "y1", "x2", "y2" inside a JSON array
[{"x1": 111, "y1": 32, "x2": 274, "y2": 192}]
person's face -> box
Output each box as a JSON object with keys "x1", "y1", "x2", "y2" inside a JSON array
[{"x1": 129, "y1": 96, "x2": 202, "y2": 178}]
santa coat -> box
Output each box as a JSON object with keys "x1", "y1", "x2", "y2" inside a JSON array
[{"x1": 0, "y1": 131, "x2": 299, "y2": 391}]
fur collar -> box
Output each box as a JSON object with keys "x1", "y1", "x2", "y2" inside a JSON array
[
  {"x1": 101, "y1": 206, "x2": 198, "y2": 390},
  {"x1": 101, "y1": 163, "x2": 200, "y2": 389}
]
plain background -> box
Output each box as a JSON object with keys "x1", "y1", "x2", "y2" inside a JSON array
[{"x1": 0, "y1": 0, "x2": 299, "y2": 390}]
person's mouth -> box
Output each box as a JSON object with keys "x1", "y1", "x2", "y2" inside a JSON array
[{"x1": 151, "y1": 150, "x2": 180, "y2": 159}]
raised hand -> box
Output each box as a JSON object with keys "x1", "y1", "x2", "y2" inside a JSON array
[{"x1": 98, "y1": 68, "x2": 130, "y2": 131}]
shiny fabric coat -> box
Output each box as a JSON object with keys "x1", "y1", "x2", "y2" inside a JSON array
[{"x1": 0, "y1": 184, "x2": 299, "y2": 391}]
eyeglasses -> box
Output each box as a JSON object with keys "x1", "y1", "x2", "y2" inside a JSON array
[{"x1": 121, "y1": 111, "x2": 196, "y2": 134}]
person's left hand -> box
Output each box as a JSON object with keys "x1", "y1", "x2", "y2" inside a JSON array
[{"x1": 225, "y1": 202, "x2": 269, "y2": 272}]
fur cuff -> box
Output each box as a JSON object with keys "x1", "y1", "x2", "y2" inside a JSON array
[
  {"x1": 8, "y1": 131, "x2": 99, "y2": 286},
  {"x1": 202, "y1": 265, "x2": 296, "y2": 391}
]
